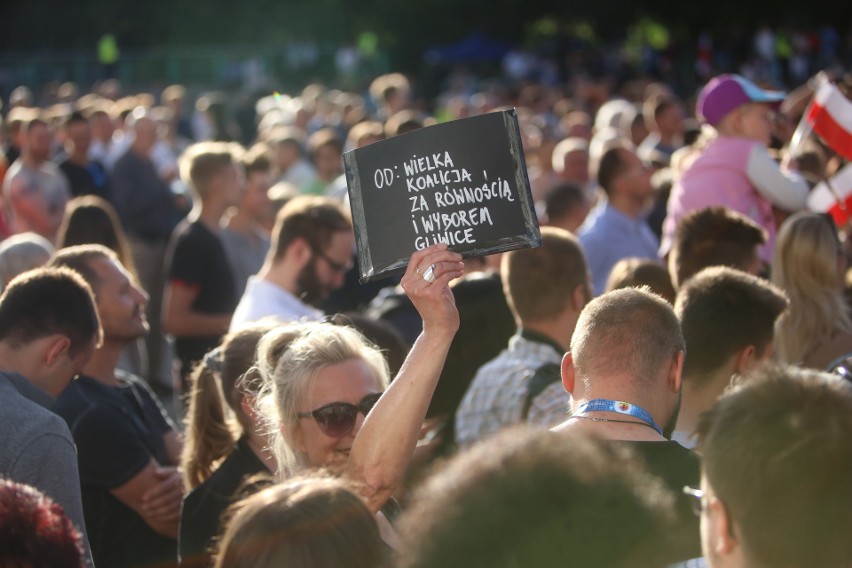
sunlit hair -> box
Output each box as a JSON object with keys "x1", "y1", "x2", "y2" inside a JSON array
[
  {"x1": 213, "y1": 476, "x2": 384, "y2": 568},
  {"x1": 258, "y1": 323, "x2": 390, "y2": 476},
  {"x1": 571, "y1": 287, "x2": 684, "y2": 386},
  {"x1": 0, "y1": 232, "x2": 54, "y2": 290},
  {"x1": 0, "y1": 480, "x2": 84, "y2": 568},
  {"x1": 772, "y1": 212, "x2": 852, "y2": 364},
  {"x1": 398, "y1": 427, "x2": 676, "y2": 568},
  {"x1": 56, "y1": 195, "x2": 138, "y2": 281},
  {"x1": 268, "y1": 196, "x2": 352, "y2": 263},
  {"x1": 178, "y1": 141, "x2": 244, "y2": 200},
  {"x1": 697, "y1": 364, "x2": 852, "y2": 567},
  {"x1": 604, "y1": 257, "x2": 675, "y2": 304},
  {"x1": 501, "y1": 227, "x2": 589, "y2": 324},
  {"x1": 181, "y1": 323, "x2": 279, "y2": 490}
]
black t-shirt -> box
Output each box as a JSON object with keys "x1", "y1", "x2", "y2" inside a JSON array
[
  {"x1": 179, "y1": 437, "x2": 271, "y2": 568},
  {"x1": 165, "y1": 220, "x2": 238, "y2": 375},
  {"x1": 626, "y1": 440, "x2": 703, "y2": 564},
  {"x1": 59, "y1": 158, "x2": 110, "y2": 200},
  {"x1": 53, "y1": 372, "x2": 178, "y2": 568}
]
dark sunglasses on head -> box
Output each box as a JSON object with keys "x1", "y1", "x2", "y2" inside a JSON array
[{"x1": 297, "y1": 392, "x2": 383, "y2": 438}]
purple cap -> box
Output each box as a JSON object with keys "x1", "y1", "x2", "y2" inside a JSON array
[{"x1": 696, "y1": 74, "x2": 786, "y2": 126}]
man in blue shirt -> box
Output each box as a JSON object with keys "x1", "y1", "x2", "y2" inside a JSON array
[
  {"x1": 0, "y1": 267, "x2": 101, "y2": 567},
  {"x1": 579, "y1": 143, "x2": 660, "y2": 295}
]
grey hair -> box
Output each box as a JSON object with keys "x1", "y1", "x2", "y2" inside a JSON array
[{"x1": 0, "y1": 233, "x2": 55, "y2": 290}]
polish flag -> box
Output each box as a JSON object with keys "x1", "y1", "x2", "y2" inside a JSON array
[
  {"x1": 806, "y1": 81, "x2": 852, "y2": 161},
  {"x1": 807, "y1": 164, "x2": 852, "y2": 225}
]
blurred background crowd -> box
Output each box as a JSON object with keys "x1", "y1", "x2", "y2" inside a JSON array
[{"x1": 2, "y1": 9, "x2": 852, "y2": 568}]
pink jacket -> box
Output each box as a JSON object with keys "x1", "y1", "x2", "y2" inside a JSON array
[{"x1": 663, "y1": 136, "x2": 776, "y2": 261}]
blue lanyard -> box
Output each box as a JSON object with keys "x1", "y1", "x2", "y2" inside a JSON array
[{"x1": 573, "y1": 399, "x2": 664, "y2": 436}]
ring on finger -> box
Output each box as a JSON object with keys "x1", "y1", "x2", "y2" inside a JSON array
[{"x1": 423, "y1": 264, "x2": 437, "y2": 283}]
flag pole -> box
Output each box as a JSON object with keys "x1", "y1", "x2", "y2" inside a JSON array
[
  {"x1": 823, "y1": 158, "x2": 851, "y2": 231},
  {"x1": 784, "y1": 72, "x2": 830, "y2": 163},
  {"x1": 786, "y1": 101, "x2": 814, "y2": 162}
]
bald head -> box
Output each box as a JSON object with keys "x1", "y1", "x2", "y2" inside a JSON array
[
  {"x1": 571, "y1": 288, "x2": 684, "y2": 388},
  {"x1": 128, "y1": 107, "x2": 158, "y2": 153}
]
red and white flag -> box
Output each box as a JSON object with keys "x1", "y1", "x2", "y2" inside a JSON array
[
  {"x1": 807, "y1": 163, "x2": 852, "y2": 224},
  {"x1": 805, "y1": 81, "x2": 852, "y2": 160}
]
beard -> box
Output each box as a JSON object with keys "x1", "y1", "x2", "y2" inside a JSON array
[
  {"x1": 662, "y1": 389, "x2": 682, "y2": 440},
  {"x1": 296, "y1": 257, "x2": 330, "y2": 307}
]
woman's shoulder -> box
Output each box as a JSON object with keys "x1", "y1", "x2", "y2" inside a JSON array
[{"x1": 802, "y1": 329, "x2": 852, "y2": 371}]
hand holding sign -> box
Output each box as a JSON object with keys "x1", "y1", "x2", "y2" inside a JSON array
[
  {"x1": 401, "y1": 243, "x2": 464, "y2": 335},
  {"x1": 345, "y1": 109, "x2": 542, "y2": 282}
]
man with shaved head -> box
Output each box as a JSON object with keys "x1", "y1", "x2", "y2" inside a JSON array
[{"x1": 552, "y1": 288, "x2": 701, "y2": 564}]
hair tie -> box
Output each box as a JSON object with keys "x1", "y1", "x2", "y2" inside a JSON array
[{"x1": 203, "y1": 347, "x2": 223, "y2": 373}]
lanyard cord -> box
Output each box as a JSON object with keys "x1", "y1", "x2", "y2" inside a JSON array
[{"x1": 572, "y1": 398, "x2": 665, "y2": 436}]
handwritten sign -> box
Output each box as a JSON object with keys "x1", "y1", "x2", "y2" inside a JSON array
[{"x1": 345, "y1": 109, "x2": 541, "y2": 282}]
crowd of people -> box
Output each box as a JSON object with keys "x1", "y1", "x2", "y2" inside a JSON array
[{"x1": 0, "y1": 60, "x2": 851, "y2": 568}]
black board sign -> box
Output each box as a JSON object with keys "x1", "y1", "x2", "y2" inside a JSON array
[{"x1": 344, "y1": 109, "x2": 541, "y2": 282}]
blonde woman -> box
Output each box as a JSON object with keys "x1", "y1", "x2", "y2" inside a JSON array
[
  {"x1": 259, "y1": 243, "x2": 463, "y2": 545},
  {"x1": 772, "y1": 212, "x2": 852, "y2": 369},
  {"x1": 179, "y1": 323, "x2": 306, "y2": 567}
]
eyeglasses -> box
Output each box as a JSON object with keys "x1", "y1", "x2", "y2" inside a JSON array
[
  {"x1": 297, "y1": 392, "x2": 383, "y2": 437},
  {"x1": 683, "y1": 486, "x2": 707, "y2": 516},
  {"x1": 312, "y1": 248, "x2": 351, "y2": 275},
  {"x1": 827, "y1": 354, "x2": 852, "y2": 384}
]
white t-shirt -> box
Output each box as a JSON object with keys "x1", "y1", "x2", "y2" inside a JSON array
[{"x1": 229, "y1": 277, "x2": 323, "y2": 331}]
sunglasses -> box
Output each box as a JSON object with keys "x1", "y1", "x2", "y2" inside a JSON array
[
  {"x1": 312, "y1": 248, "x2": 351, "y2": 275},
  {"x1": 297, "y1": 392, "x2": 383, "y2": 437}
]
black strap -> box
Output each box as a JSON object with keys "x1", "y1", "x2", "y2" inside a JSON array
[{"x1": 521, "y1": 362, "x2": 562, "y2": 419}]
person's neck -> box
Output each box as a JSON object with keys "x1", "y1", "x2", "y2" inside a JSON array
[
  {"x1": 224, "y1": 207, "x2": 256, "y2": 235},
  {"x1": 318, "y1": 170, "x2": 338, "y2": 183},
  {"x1": 521, "y1": 318, "x2": 573, "y2": 353},
  {"x1": 21, "y1": 152, "x2": 43, "y2": 169},
  {"x1": 715, "y1": 125, "x2": 762, "y2": 145},
  {"x1": 675, "y1": 373, "x2": 730, "y2": 438},
  {"x1": 562, "y1": 415, "x2": 667, "y2": 441},
  {"x1": 190, "y1": 201, "x2": 227, "y2": 234},
  {"x1": 569, "y1": 391, "x2": 668, "y2": 442},
  {"x1": 131, "y1": 143, "x2": 152, "y2": 160},
  {"x1": 82, "y1": 339, "x2": 127, "y2": 386},
  {"x1": 67, "y1": 148, "x2": 88, "y2": 166},
  {"x1": 0, "y1": 344, "x2": 49, "y2": 395},
  {"x1": 608, "y1": 193, "x2": 643, "y2": 219},
  {"x1": 257, "y1": 260, "x2": 299, "y2": 296}
]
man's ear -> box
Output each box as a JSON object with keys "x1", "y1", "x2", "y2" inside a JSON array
[
  {"x1": 669, "y1": 350, "x2": 684, "y2": 394},
  {"x1": 708, "y1": 495, "x2": 740, "y2": 557},
  {"x1": 288, "y1": 237, "x2": 314, "y2": 268},
  {"x1": 571, "y1": 283, "x2": 589, "y2": 313},
  {"x1": 44, "y1": 335, "x2": 71, "y2": 367},
  {"x1": 561, "y1": 352, "x2": 576, "y2": 395},
  {"x1": 733, "y1": 345, "x2": 757, "y2": 375}
]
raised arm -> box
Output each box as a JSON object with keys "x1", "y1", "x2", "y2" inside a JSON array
[
  {"x1": 746, "y1": 144, "x2": 809, "y2": 212},
  {"x1": 345, "y1": 243, "x2": 463, "y2": 512}
]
